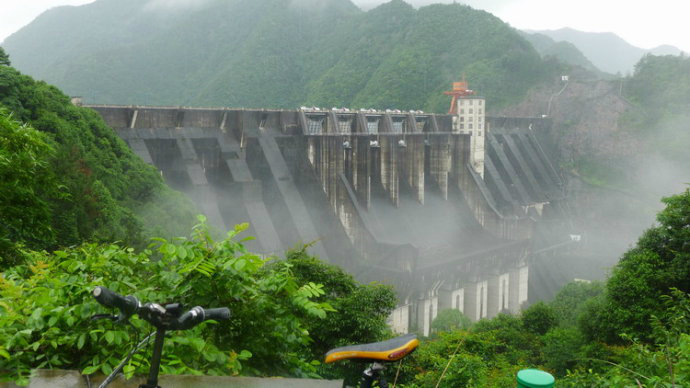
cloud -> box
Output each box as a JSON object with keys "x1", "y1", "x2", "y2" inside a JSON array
[{"x1": 352, "y1": 0, "x2": 513, "y2": 11}]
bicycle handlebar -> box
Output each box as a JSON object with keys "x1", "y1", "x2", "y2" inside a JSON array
[
  {"x1": 175, "y1": 306, "x2": 231, "y2": 330},
  {"x1": 93, "y1": 286, "x2": 140, "y2": 318},
  {"x1": 92, "y1": 286, "x2": 230, "y2": 330}
]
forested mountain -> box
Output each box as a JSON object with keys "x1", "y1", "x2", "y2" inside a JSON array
[
  {"x1": 519, "y1": 31, "x2": 604, "y2": 76},
  {"x1": 3, "y1": 0, "x2": 560, "y2": 112},
  {"x1": 528, "y1": 27, "x2": 685, "y2": 75}
]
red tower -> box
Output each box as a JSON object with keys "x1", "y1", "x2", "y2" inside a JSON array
[{"x1": 443, "y1": 80, "x2": 475, "y2": 114}]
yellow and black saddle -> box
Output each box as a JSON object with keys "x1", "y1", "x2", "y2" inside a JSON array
[{"x1": 325, "y1": 333, "x2": 419, "y2": 364}]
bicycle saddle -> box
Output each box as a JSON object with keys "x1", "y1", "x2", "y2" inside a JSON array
[{"x1": 325, "y1": 333, "x2": 419, "y2": 363}]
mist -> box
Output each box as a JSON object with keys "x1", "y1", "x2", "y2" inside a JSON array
[
  {"x1": 561, "y1": 121, "x2": 690, "y2": 286},
  {"x1": 142, "y1": 0, "x2": 212, "y2": 13},
  {"x1": 352, "y1": 0, "x2": 508, "y2": 10}
]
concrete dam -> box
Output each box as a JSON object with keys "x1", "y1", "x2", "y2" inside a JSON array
[{"x1": 87, "y1": 103, "x2": 572, "y2": 335}]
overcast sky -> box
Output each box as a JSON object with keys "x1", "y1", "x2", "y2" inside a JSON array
[{"x1": 1, "y1": 0, "x2": 689, "y2": 53}]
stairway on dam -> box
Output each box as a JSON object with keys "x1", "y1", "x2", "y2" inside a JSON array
[{"x1": 87, "y1": 105, "x2": 575, "y2": 336}]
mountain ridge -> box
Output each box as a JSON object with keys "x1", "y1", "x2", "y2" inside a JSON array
[
  {"x1": 2, "y1": 0, "x2": 559, "y2": 112},
  {"x1": 525, "y1": 27, "x2": 685, "y2": 74}
]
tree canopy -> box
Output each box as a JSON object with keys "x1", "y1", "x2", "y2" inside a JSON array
[{"x1": 0, "y1": 47, "x2": 9, "y2": 66}]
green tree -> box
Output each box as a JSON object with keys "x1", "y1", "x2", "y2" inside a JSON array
[
  {"x1": 549, "y1": 280, "x2": 604, "y2": 327},
  {"x1": 0, "y1": 47, "x2": 9, "y2": 66},
  {"x1": 589, "y1": 189, "x2": 690, "y2": 343},
  {"x1": 521, "y1": 302, "x2": 558, "y2": 336}
]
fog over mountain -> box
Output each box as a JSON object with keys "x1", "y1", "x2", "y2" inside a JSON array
[
  {"x1": 528, "y1": 27, "x2": 685, "y2": 74},
  {"x1": 1, "y1": 0, "x2": 557, "y2": 111}
]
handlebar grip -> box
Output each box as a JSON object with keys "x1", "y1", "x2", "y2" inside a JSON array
[
  {"x1": 92, "y1": 286, "x2": 139, "y2": 317},
  {"x1": 204, "y1": 307, "x2": 231, "y2": 321},
  {"x1": 176, "y1": 306, "x2": 231, "y2": 330}
]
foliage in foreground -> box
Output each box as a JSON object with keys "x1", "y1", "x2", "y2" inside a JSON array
[
  {"x1": 286, "y1": 248, "x2": 397, "y2": 384},
  {"x1": 392, "y1": 288, "x2": 689, "y2": 387},
  {"x1": 0, "y1": 219, "x2": 334, "y2": 385}
]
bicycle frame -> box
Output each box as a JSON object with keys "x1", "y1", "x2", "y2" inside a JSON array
[
  {"x1": 360, "y1": 362, "x2": 387, "y2": 388},
  {"x1": 140, "y1": 328, "x2": 166, "y2": 388}
]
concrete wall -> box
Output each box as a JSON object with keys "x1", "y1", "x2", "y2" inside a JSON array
[
  {"x1": 509, "y1": 266, "x2": 529, "y2": 314},
  {"x1": 464, "y1": 280, "x2": 488, "y2": 322},
  {"x1": 438, "y1": 287, "x2": 464, "y2": 313},
  {"x1": 416, "y1": 296, "x2": 439, "y2": 336},
  {"x1": 487, "y1": 272, "x2": 511, "y2": 318},
  {"x1": 388, "y1": 304, "x2": 411, "y2": 334},
  {"x1": 15, "y1": 369, "x2": 341, "y2": 388}
]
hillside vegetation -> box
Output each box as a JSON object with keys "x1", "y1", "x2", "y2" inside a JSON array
[
  {"x1": 3, "y1": 0, "x2": 560, "y2": 112},
  {"x1": 0, "y1": 59, "x2": 196, "y2": 265}
]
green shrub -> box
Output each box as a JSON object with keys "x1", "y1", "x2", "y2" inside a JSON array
[
  {"x1": 521, "y1": 302, "x2": 558, "y2": 335},
  {"x1": 549, "y1": 280, "x2": 604, "y2": 327},
  {"x1": 396, "y1": 330, "x2": 488, "y2": 388},
  {"x1": 586, "y1": 189, "x2": 690, "y2": 343},
  {"x1": 542, "y1": 327, "x2": 584, "y2": 376},
  {"x1": 431, "y1": 309, "x2": 472, "y2": 334}
]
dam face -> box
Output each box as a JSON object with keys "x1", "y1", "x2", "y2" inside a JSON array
[{"x1": 89, "y1": 104, "x2": 571, "y2": 335}]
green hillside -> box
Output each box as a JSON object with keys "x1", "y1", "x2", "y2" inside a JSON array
[
  {"x1": 3, "y1": 0, "x2": 560, "y2": 111},
  {"x1": 0, "y1": 60, "x2": 196, "y2": 265}
]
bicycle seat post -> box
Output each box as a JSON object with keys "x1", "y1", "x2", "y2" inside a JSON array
[
  {"x1": 361, "y1": 362, "x2": 386, "y2": 388},
  {"x1": 140, "y1": 327, "x2": 166, "y2": 388}
]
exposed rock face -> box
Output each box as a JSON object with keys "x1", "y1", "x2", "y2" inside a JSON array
[{"x1": 496, "y1": 71, "x2": 641, "y2": 166}]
